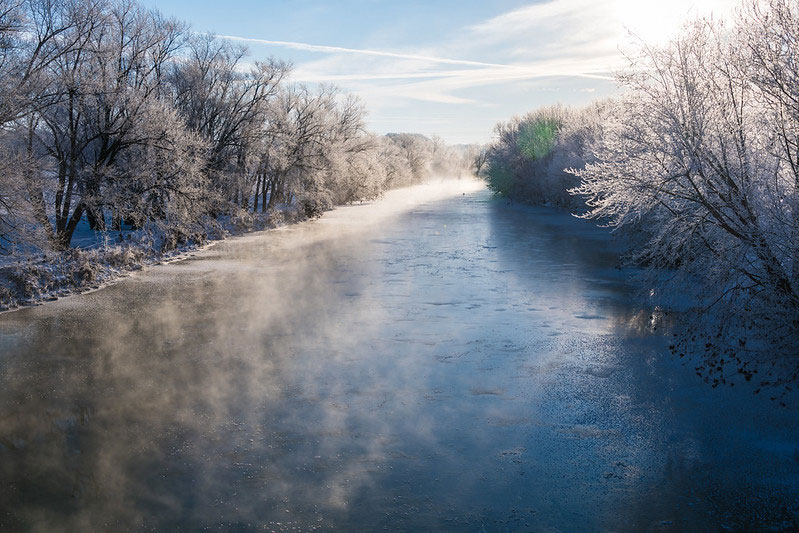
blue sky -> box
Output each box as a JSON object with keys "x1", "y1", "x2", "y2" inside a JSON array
[{"x1": 140, "y1": 0, "x2": 739, "y2": 144}]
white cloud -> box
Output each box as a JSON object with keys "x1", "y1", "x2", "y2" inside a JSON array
[
  {"x1": 467, "y1": 0, "x2": 739, "y2": 51},
  {"x1": 215, "y1": 34, "x2": 510, "y2": 68},
  {"x1": 220, "y1": 23, "x2": 620, "y2": 106},
  {"x1": 215, "y1": 1, "x2": 742, "y2": 142}
]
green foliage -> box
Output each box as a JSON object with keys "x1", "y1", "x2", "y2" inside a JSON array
[
  {"x1": 518, "y1": 119, "x2": 560, "y2": 161},
  {"x1": 485, "y1": 159, "x2": 516, "y2": 197},
  {"x1": 484, "y1": 105, "x2": 582, "y2": 205}
]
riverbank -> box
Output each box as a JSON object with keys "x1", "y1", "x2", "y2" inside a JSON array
[
  {"x1": 0, "y1": 178, "x2": 484, "y2": 313},
  {"x1": 0, "y1": 204, "x2": 313, "y2": 313}
]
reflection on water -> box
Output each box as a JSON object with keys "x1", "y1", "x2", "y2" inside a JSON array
[{"x1": 0, "y1": 181, "x2": 797, "y2": 531}]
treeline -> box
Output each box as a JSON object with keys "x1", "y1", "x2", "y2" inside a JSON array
[
  {"x1": 0, "y1": 0, "x2": 469, "y2": 255},
  {"x1": 482, "y1": 0, "x2": 799, "y2": 386},
  {"x1": 481, "y1": 103, "x2": 607, "y2": 209}
]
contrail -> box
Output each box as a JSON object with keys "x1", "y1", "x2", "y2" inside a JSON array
[{"x1": 214, "y1": 34, "x2": 513, "y2": 69}]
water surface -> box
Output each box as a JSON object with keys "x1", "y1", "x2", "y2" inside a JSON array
[{"x1": 0, "y1": 180, "x2": 797, "y2": 531}]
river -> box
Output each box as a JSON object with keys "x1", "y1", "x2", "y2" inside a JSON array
[{"x1": 0, "y1": 179, "x2": 797, "y2": 531}]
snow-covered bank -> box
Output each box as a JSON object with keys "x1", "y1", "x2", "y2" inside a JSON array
[
  {"x1": 0, "y1": 178, "x2": 483, "y2": 313},
  {"x1": 0, "y1": 205, "x2": 305, "y2": 312}
]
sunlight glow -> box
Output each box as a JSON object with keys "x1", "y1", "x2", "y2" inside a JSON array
[{"x1": 614, "y1": 0, "x2": 738, "y2": 45}]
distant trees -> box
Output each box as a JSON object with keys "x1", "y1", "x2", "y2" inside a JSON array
[
  {"x1": 0, "y1": 0, "x2": 471, "y2": 255},
  {"x1": 385, "y1": 133, "x2": 473, "y2": 184},
  {"x1": 468, "y1": 145, "x2": 488, "y2": 178},
  {"x1": 484, "y1": 104, "x2": 607, "y2": 208}
]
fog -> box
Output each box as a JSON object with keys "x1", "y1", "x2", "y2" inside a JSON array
[{"x1": 0, "y1": 180, "x2": 796, "y2": 530}]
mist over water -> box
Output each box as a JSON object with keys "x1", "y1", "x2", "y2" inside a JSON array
[{"x1": 0, "y1": 179, "x2": 796, "y2": 530}]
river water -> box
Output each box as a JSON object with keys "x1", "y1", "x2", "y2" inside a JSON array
[{"x1": 0, "y1": 180, "x2": 797, "y2": 531}]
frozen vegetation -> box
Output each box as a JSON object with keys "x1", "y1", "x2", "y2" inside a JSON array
[
  {"x1": 481, "y1": 0, "x2": 799, "y2": 395},
  {"x1": 0, "y1": 0, "x2": 474, "y2": 310}
]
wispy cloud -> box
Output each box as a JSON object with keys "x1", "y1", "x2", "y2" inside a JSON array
[
  {"x1": 467, "y1": 0, "x2": 739, "y2": 53},
  {"x1": 212, "y1": 1, "x2": 739, "y2": 142},
  {"x1": 218, "y1": 26, "x2": 618, "y2": 107},
  {"x1": 290, "y1": 66, "x2": 615, "y2": 84},
  {"x1": 216, "y1": 35, "x2": 511, "y2": 69},
  {"x1": 468, "y1": 0, "x2": 606, "y2": 41}
]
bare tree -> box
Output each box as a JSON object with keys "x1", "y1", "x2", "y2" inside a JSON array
[{"x1": 0, "y1": 0, "x2": 95, "y2": 250}]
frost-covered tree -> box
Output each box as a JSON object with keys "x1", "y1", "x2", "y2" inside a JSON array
[
  {"x1": 0, "y1": 0, "x2": 472, "y2": 258},
  {"x1": 0, "y1": 0, "x2": 91, "y2": 126},
  {"x1": 376, "y1": 135, "x2": 414, "y2": 188},
  {"x1": 27, "y1": 0, "x2": 204, "y2": 248},
  {"x1": 467, "y1": 145, "x2": 488, "y2": 178},
  {"x1": 0, "y1": 0, "x2": 28, "y2": 127},
  {"x1": 0, "y1": 0, "x2": 95, "y2": 250},
  {"x1": 742, "y1": 0, "x2": 799, "y2": 293},
  {"x1": 169, "y1": 34, "x2": 288, "y2": 211},
  {"x1": 254, "y1": 85, "x2": 376, "y2": 216},
  {"x1": 385, "y1": 133, "x2": 431, "y2": 183},
  {"x1": 256, "y1": 85, "x2": 340, "y2": 214},
  {"x1": 571, "y1": 11, "x2": 799, "y2": 376},
  {"x1": 483, "y1": 104, "x2": 605, "y2": 208}
]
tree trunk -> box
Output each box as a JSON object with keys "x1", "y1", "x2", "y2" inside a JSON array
[
  {"x1": 87, "y1": 204, "x2": 105, "y2": 231},
  {"x1": 23, "y1": 117, "x2": 55, "y2": 245},
  {"x1": 55, "y1": 202, "x2": 85, "y2": 250},
  {"x1": 261, "y1": 174, "x2": 270, "y2": 213},
  {"x1": 253, "y1": 174, "x2": 261, "y2": 212}
]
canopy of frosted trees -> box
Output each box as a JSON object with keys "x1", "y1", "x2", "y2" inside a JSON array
[
  {"x1": 0, "y1": 0, "x2": 470, "y2": 254},
  {"x1": 482, "y1": 0, "x2": 799, "y2": 386}
]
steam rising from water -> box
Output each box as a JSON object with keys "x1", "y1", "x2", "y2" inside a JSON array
[{"x1": 0, "y1": 178, "x2": 796, "y2": 530}]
